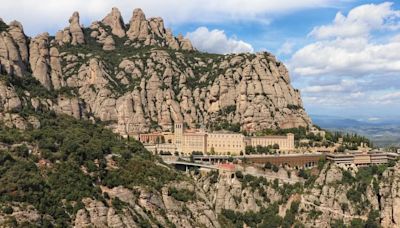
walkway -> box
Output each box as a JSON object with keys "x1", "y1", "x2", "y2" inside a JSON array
[
  {"x1": 243, "y1": 171, "x2": 301, "y2": 184},
  {"x1": 300, "y1": 195, "x2": 368, "y2": 220}
]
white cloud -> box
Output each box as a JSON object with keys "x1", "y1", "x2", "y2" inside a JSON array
[
  {"x1": 302, "y1": 79, "x2": 357, "y2": 93},
  {"x1": 375, "y1": 91, "x2": 400, "y2": 104},
  {"x1": 0, "y1": 0, "x2": 340, "y2": 36},
  {"x1": 186, "y1": 27, "x2": 254, "y2": 54},
  {"x1": 277, "y1": 41, "x2": 294, "y2": 55},
  {"x1": 290, "y1": 2, "x2": 400, "y2": 115},
  {"x1": 291, "y1": 37, "x2": 400, "y2": 76},
  {"x1": 291, "y1": 2, "x2": 400, "y2": 77},
  {"x1": 310, "y1": 2, "x2": 400, "y2": 39}
]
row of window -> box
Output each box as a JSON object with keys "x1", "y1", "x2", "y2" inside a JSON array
[
  {"x1": 209, "y1": 134, "x2": 243, "y2": 138},
  {"x1": 208, "y1": 144, "x2": 243, "y2": 148}
]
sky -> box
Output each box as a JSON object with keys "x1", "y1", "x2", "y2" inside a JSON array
[{"x1": 0, "y1": 0, "x2": 399, "y2": 120}]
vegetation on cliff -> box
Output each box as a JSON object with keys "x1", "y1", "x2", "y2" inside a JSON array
[{"x1": 0, "y1": 112, "x2": 180, "y2": 226}]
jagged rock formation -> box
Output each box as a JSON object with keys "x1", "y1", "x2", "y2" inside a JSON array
[
  {"x1": 0, "y1": 8, "x2": 311, "y2": 135},
  {"x1": 0, "y1": 20, "x2": 27, "y2": 77},
  {"x1": 102, "y1": 7, "x2": 126, "y2": 38},
  {"x1": 69, "y1": 12, "x2": 85, "y2": 45},
  {"x1": 54, "y1": 11, "x2": 85, "y2": 46},
  {"x1": 8, "y1": 21, "x2": 29, "y2": 66}
]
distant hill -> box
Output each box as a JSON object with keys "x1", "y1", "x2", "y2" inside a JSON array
[
  {"x1": 311, "y1": 115, "x2": 366, "y2": 128},
  {"x1": 311, "y1": 114, "x2": 400, "y2": 147}
]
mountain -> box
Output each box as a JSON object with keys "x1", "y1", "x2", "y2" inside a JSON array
[
  {"x1": 3, "y1": 7, "x2": 397, "y2": 228},
  {"x1": 311, "y1": 114, "x2": 366, "y2": 128},
  {"x1": 0, "y1": 8, "x2": 310, "y2": 136}
]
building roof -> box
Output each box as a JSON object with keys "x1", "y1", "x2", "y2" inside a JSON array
[
  {"x1": 249, "y1": 135, "x2": 289, "y2": 139},
  {"x1": 209, "y1": 130, "x2": 241, "y2": 134}
]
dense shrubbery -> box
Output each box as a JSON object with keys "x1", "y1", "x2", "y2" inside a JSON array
[
  {"x1": 219, "y1": 201, "x2": 302, "y2": 228},
  {"x1": 0, "y1": 113, "x2": 180, "y2": 226},
  {"x1": 245, "y1": 144, "x2": 279, "y2": 155},
  {"x1": 256, "y1": 127, "x2": 308, "y2": 140},
  {"x1": 240, "y1": 174, "x2": 269, "y2": 191},
  {"x1": 168, "y1": 187, "x2": 195, "y2": 202},
  {"x1": 25, "y1": 113, "x2": 140, "y2": 164},
  {"x1": 341, "y1": 165, "x2": 387, "y2": 186},
  {"x1": 0, "y1": 154, "x2": 95, "y2": 226},
  {"x1": 0, "y1": 74, "x2": 81, "y2": 104},
  {"x1": 339, "y1": 165, "x2": 389, "y2": 214},
  {"x1": 235, "y1": 171, "x2": 303, "y2": 204},
  {"x1": 209, "y1": 170, "x2": 219, "y2": 184},
  {"x1": 103, "y1": 156, "x2": 179, "y2": 190},
  {"x1": 1, "y1": 74, "x2": 56, "y2": 99},
  {"x1": 208, "y1": 119, "x2": 241, "y2": 132}
]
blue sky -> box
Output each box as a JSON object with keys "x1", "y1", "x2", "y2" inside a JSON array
[{"x1": 1, "y1": 0, "x2": 399, "y2": 120}]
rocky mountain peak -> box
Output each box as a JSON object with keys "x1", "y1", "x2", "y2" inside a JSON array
[
  {"x1": 0, "y1": 19, "x2": 27, "y2": 77},
  {"x1": 102, "y1": 7, "x2": 126, "y2": 38},
  {"x1": 67, "y1": 11, "x2": 85, "y2": 45},
  {"x1": 0, "y1": 8, "x2": 311, "y2": 134},
  {"x1": 8, "y1": 20, "x2": 23, "y2": 31},
  {"x1": 7, "y1": 20, "x2": 29, "y2": 65},
  {"x1": 130, "y1": 8, "x2": 146, "y2": 24}
]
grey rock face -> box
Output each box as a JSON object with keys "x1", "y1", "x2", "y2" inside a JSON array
[
  {"x1": 29, "y1": 34, "x2": 65, "y2": 89},
  {"x1": 0, "y1": 21, "x2": 27, "y2": 77}
]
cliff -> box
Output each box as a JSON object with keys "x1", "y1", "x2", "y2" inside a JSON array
[{"x1": 0, "y1": 8, "x2": 311, "y2": 135}]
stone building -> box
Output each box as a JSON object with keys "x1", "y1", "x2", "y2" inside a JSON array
[
  {"x1": 207, "y1": 132, "x2": 245, "y2": 155},
  {"x1": 139, "y1": 132, "x2": 163, "y2": 144},
  {"x1": 326, "y1": 151, "x2": 398, "y2": 166},
  {"x1": 139, "y1": 132, "x2": 175, "y2": 144},
  {"x1": 182, "y1": 132, "x2": 208, "y2": 154},
  {"x1": 140, "y1": 122, "x2": 295, "y2": 155},
  {"x1": 246, "y1": 134, "x2": 295, "y2": 151}
]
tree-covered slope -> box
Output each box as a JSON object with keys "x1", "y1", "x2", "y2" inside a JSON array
[{"x1": 0, "y1": 112, "x2": 183, "y2": 226}]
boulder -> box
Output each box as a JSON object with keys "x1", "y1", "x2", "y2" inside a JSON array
[{"x1": 103, "y1": 35, "x2": 115, "y2": 51}]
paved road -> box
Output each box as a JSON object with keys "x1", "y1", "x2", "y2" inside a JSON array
[
  {"x1": 164, "y1": 160, "x2": 218, "y2": 170},
  {"x1": 164, "y1": 158, "x2": 302, "y2": 184}
]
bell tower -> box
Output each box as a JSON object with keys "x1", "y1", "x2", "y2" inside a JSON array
[{"x1": 174, "y1": 121, "x2": 184, "y2": 152}]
